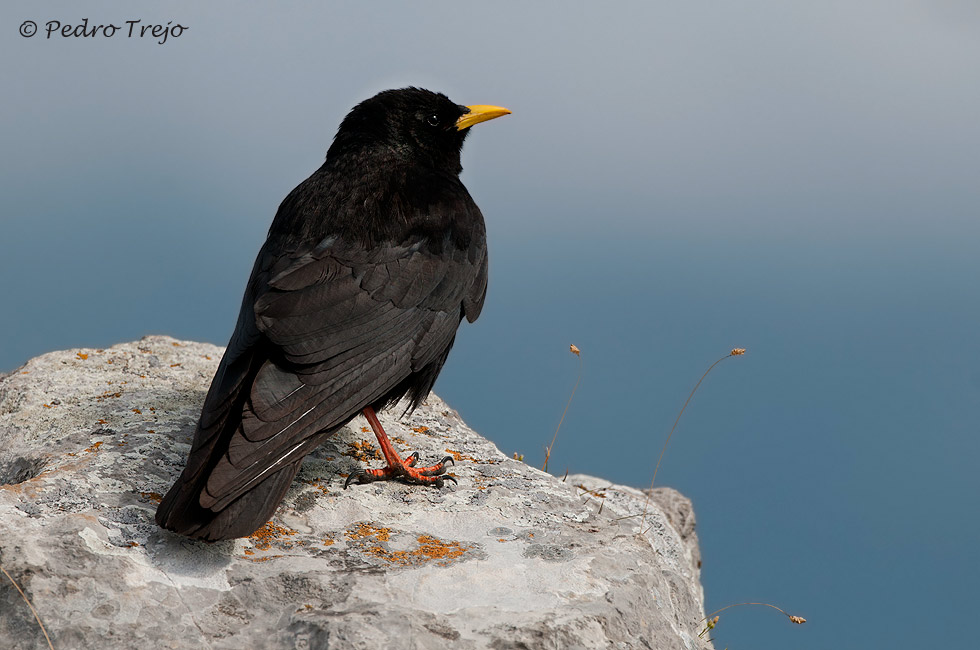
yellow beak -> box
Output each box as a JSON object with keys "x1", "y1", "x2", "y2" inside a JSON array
[{"x1": 456, "y1": 104, "x2": 512, "y2": 131}]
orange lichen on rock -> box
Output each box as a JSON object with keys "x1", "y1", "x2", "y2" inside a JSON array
[
  {"x1": 299, "y1": 478, "x2": 332, "y2": 495},
  {"x1": 415, "y1": 535, "x2": 469, "y2": 565},
  {"x1": 248, "y1": 521, "x2": 297, "y2": 551},
  {"x1": 139, "y1": 491, "x2": 163, "y2": 503},
  {"x1": 347, "y1": 440, "x2": 381, "y2": 462},
  {"x1": 411, "y1": 426, "x2": 429, "y2": 433},
  {"x1": 77, "y1": 353, "x2": 89, "y2": 360},
  {"x1": 345, "y1": 523, "x2": 472, "y2": 567},
  {"x1": 85, "y1": 441, "x2": 104, "y2": 453},
  {"x1": 363, "y1": 534, "x2": 471, "y2": 567},
  {"x1": 346, "y1": 522, "x2": 391, "y2": 542},
  {"x1": 445, "y1": 449, "x2": 484, "y2": 463}
]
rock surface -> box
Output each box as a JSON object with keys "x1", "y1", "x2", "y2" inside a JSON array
[{"x1": 0, "y1": 337, "x2": 713, "y2": 650}]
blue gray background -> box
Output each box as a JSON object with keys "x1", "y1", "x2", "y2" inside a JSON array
[{"x1": 3, "y1": 2, "x2": 979, "y2": 648}]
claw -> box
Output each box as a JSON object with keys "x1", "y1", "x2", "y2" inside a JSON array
[
  {"x1": 348, "y1": 407, "x2": 464, "y2": 491},
  {"x1": 442, "y1": 474, "x2": 458, "y2": 485},
  {"x1": 345, "y1": 471, "x2": 379, "y2": 489}
]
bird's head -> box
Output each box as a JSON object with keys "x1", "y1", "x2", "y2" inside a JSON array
[{"x1": 326, "y1": 87, "x2": 510, "y2": 173}]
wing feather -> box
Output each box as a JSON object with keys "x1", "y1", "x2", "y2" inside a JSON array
[{"x1": 197, "y1": 232, "x2": 483, "y2": 510}]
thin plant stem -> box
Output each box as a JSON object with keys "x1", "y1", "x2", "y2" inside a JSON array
[
  {"x1": 699, "y1": 601, "x2": 806, "y2": 633},
  {"x1": 543, "y1": 345, "x2": 582, "y2": 473},
  {"x1": 637, "y1": 348, "x2": 745, "y2": 528},
  {"x1": 1, "y1": 564, "x2": 54, "y2": 650}
]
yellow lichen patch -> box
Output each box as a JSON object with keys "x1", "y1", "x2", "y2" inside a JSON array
[
  {"x1": 299, "y1": 478, "x2": 331, "y2": 495},
  {"x1": 415, "y1": 535, "x2": 469, "y2": 565},
  {"x1": 243, "y1": 549, "x2": 254, "y2": 555},
  {"x1": 96, "y1": 419, "x2": 108, "y2": 425},
  {"x1": 77, "y1": 352, "x2": 89, "y2": 360},
  {"x1": 366, "y1": 545, "x2": 411, "y2": 565},
  {"x1": 346, "y1": 440, "x2": 381, "y2": 462},
  {"x1": 322, "y1": 537, "x2": 335, "y2": 546},
  {"x1": 445, "y1": 449, "x2": 483, "y2": 463},
  {"x1": 368, "y1": 535, "x2": 471, "y2": 567},
  {"x1": 360, "y1": 426, "x2": 370, "y2": 433},
  {"x1": 171, "y1": 342, "x2": 182, "y2": 347},
  {"x1": 346, "y1": 522, "x2": 391, "y2": 542},
  {"x1": 345, "y1": 523, "x2": 473, "y2": 568},
  {"x1": 169, "y1": 363, "x2": 181, "y2": 368},
  {"x1": 248, "y1": 521, "x2": 297, "y2": 551},
  {"x1": 132, "y1": 408, "x2": 142, "y2": 415},
  {"x1": 243, "y1": 555, "x2": 282, "y2": 563}
]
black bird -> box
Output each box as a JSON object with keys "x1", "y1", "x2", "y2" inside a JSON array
[{"x1": 156, "y1": 88, "x2": 510, "y2": 541}]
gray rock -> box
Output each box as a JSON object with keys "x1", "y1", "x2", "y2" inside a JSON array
[{"x1": 0, "y1": 337, "x2": 713, "y2": 650}]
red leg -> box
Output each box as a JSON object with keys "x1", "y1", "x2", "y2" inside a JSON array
[{"x1": 344, "y1": 407, "x2": 456, "y2": 489}]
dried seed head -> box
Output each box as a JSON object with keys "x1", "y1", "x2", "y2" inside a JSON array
[
  {"x1": 789, "y1": 615, "x2": 806, "y2": 624},
  {"x1": 570, "y1": 344, "x2": 581, "y2": 356},
  {"x1": 730, "y1": 348, "x2": 746, "y2": 356}
]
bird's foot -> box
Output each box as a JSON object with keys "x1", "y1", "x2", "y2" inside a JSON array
[{"x1": 344, "y1": 452, "x2": 456, "y2": 489}]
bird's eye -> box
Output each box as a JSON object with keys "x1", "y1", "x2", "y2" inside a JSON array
[{"x1": 426, "y1": 113, "x2": 440, "y2": 127}]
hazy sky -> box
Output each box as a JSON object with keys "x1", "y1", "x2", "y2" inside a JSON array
[{"x1": 2, "y1": 2, "x2": 979, "y2": 648}]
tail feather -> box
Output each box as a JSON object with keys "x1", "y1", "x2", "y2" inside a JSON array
[{"x1": 155, "y1": 460, "x2": 302, "y2": 541}]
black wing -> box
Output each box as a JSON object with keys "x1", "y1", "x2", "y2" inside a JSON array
[{"x1": 157, "y1": 216, "x2": 487, "y2": 539}]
